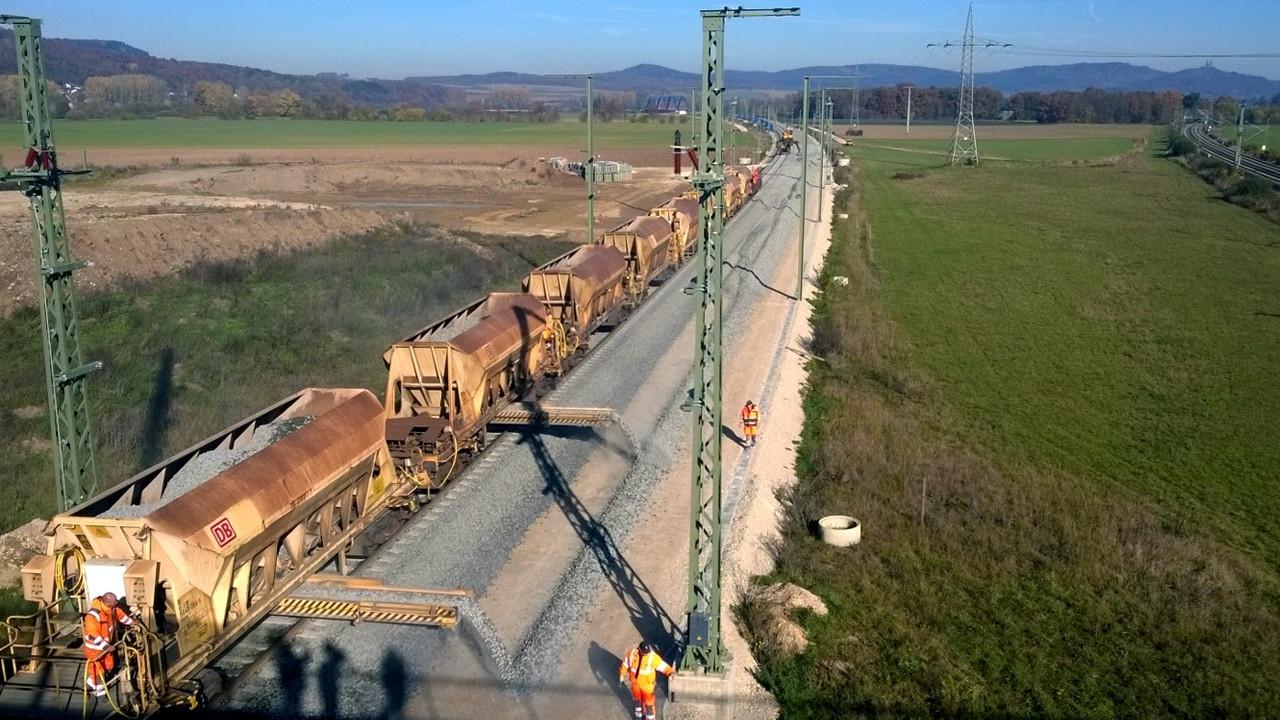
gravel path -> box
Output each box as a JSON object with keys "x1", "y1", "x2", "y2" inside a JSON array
[{"x1": 219, "y1": 148, "x2": 811, "y2": 718}]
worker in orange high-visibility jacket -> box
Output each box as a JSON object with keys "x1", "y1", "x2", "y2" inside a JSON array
[
  {"x1": 618, "y1": 640, "x2": 675, "y2": 720},
  {"x1": 740, "y1": 400, "x2": 760, "y2": 447},
  {"x1": 82, "y1": 592, "x2": 133, "y2": 697}
]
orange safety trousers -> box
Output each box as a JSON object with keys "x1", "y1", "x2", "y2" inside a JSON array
[
  {"x1": 83, "y1": 648, "x2": 115, "y2": 693},
  {"x1": 630, "y1": 681, "x2": 657, "y2": 710}
]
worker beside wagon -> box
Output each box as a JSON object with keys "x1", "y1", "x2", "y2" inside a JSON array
[
  {"x1": 740, "y1": 400, "x2": 760, "y2": 447},
  {"x1": 619, "y1": 640, "x2": 675, "y2": 720},
  {"x1": 82, "y1": 591, "x2": 134, "y2": 697}
]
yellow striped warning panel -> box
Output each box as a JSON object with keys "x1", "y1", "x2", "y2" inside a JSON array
[
  {"x1": 490, "y1": 405, "x2": 616, "y2": 427},
  {"x1": 274, "y1": 596, "x2": 458, "y2": 628}
]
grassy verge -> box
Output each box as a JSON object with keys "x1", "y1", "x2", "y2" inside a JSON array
[
  {"x1": 1167, "y1": 130, "x2": 1280, "y2": 223},
  {"x1": 740, "y1": 139, "x2": 1280, "y2": 717},
  {"x1": 0, "y1": 224, "x2": 574, "y2": 533}
]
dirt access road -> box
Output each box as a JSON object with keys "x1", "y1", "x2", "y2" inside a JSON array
[
  {"x1": 0, "y1": 145, "x2": 687, "y2": 316},
  {"x1": 219, "y1": 140, "x2": 830, "y2": 720}
]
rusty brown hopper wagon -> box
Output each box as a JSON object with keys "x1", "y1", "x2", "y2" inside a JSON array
[
  {"x1": 723, "y1": 170, "x2": 740, "y2": 215},
  {"x1": 523, "y1": 244, "x2": 626, "y2": 347},
  {"x1": 384, "y1": 293, "x2": 549, "y2": 482},
  {"x1": 648, "y1": 196, "x2": 700, "y2": 262},
  {"x1": 13, "y1": 388, "x2": 396, "y2": 699},
  {"x1": 725, "y1": 167, "x2": 749, "y2": 216},
  {"x1": 600, "y1": 216, "x2": 673, "y2": 302}
]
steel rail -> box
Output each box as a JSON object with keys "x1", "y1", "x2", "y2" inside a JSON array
[{"x1": 1184, "y1": 122, "x2": 1280, "y2": 185}]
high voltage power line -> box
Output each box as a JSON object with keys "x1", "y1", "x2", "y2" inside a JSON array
[
  {"x1": 923, "y1": 43, "x2": 1280, "y2": 60},
  {"x1": 1007, "y1": 48, "x2": 1280, "y2": 59}
]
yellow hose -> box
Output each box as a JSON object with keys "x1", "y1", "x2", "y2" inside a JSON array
[
  {"x1": 438, "y1": 426, "x2": 461, "y2": 489},
  {"x1": 54, "y1": 546, "x2": 85, "y2": 601}
]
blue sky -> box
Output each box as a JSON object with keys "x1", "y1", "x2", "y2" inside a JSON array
[{"x1": 5, "y1": 1, "x2": 1279, "y2": 79}]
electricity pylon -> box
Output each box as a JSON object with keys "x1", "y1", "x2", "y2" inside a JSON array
[
  {"x1": 950, "y1": 3, "x2": 979, "y2": 164},
  {"x1": 927, "y1": 3, "x2": 1009, "y2": 166},
  {"x1": 0, "y1": 15, "x2": 102, "y2": 510},
  {"x1": 683, "y1": 5, "x2": 799, "y2": 676}
]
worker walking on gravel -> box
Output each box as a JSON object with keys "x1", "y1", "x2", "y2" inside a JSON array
[
  {"x1": 82, "y1": 592, "x2": 134, "y2": 697},
  {"x1": 740, "y1": 400, "x2": 760, "y2": 447},
  {"x1": 619, "y1": 640, "x2": 675, "y2": 720}
]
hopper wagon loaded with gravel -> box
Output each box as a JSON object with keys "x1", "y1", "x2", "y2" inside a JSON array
[
  {"x1": 600, "y1": 216, "x2": 675, "y2": 305},
  {"x1": 1, "y1": 389, "x2": 431, "y2": 715},
  {"x1": 1, "y1": 153, "x2": 772, "y2": 717}
]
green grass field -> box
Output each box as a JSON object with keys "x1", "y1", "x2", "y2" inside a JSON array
[
  {"x1": 1217, "y1": 123, "x2": 1280, "y2": 152},
  {"x1": 743, "y1": 133, "x2": 1280, "y2": 717},
  {"x1": 0, "y1": 117, "x2": 757, "y2": 152},
  {"x1": 860, "y1": 135, "x2": 1280, "y2": 556},
  {"x1": 857, "y1": 136, "x2": 1137, "y2": 163},
  {"x1": 0, "y1": 226, "x2": 573, "y2": 534}
]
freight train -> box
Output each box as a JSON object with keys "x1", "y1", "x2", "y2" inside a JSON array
[{"x1": 0, "y1": 151, "x2": 771, "y2": 716}]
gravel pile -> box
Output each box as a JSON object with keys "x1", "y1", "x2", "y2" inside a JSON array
[
  {"x1": 221, "y1": 149, "x2": 809, "y2": 715},
  {"x1": 110, "y1": 416, "x2": 312, "y2": 518}
]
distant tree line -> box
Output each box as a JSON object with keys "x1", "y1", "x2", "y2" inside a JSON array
[
  {"x1": 0, "y1": 75, "x2": 68, "y2": 118},
  {"x1": 0, "y1": 73, "x2": 570, "y2": 122},
  {"x1": 785, "y1": 85, "x2": 1280, "y2": 126},
  {"x1": 6, "y1": 69, "x2": 1280, "y2": 127}
]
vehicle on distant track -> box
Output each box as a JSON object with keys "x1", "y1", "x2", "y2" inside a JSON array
[{"x1": 779, "y1": 126, "x2": 796, "y2": 153}]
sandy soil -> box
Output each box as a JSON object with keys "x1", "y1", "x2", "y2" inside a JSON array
[
  {"x1": 64, "y1": 145, "x2": 678, "y2": 170},
  {"x1": 832, "y1": 122, "x2": 1151, "y2": 140},
  {"x1": 0, "y1": 155, "x2": 689, "y2": 315},
  {"x1": 0, "y1": 190, "x2": 389, "y2": 315},
  {"x1": 118, "y1": 160, "x2": 689, "y2": 242}
]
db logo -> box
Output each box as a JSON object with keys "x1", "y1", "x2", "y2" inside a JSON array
[{"x1": 210, "y1": 517, "x2": 237, "y2": 547}]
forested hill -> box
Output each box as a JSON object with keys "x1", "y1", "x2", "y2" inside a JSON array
[{"x1": 0, "y1": 29, "x2": 454, "y2": 110}]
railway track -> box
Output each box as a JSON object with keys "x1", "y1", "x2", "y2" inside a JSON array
[
  {"x1": 1184, "y1": 121, "x2": 1280, "y2": 185},
  {"x1": 0, "y1": 124, "x2": 786, "y2": 717},
  {"x1": 216, "y1": 145, "x2": 807, "y2": 718},
  {"x1": 209, "y1": 145, "x2": 795, "y2": 713}
]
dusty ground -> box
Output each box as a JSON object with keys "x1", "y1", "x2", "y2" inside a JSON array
[
  {"x1": 117, "y1": 159, "x2": 688, "y2": 242},
  {"x1": 831, "y1": 122, "x2": 1151, "y2": 140},
  {"x1": 0, "y1": 150, "x2": 688, "y2": 315},
  {"x1": 65, "y1": 145, "x2": 678, "y2": 171}
]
